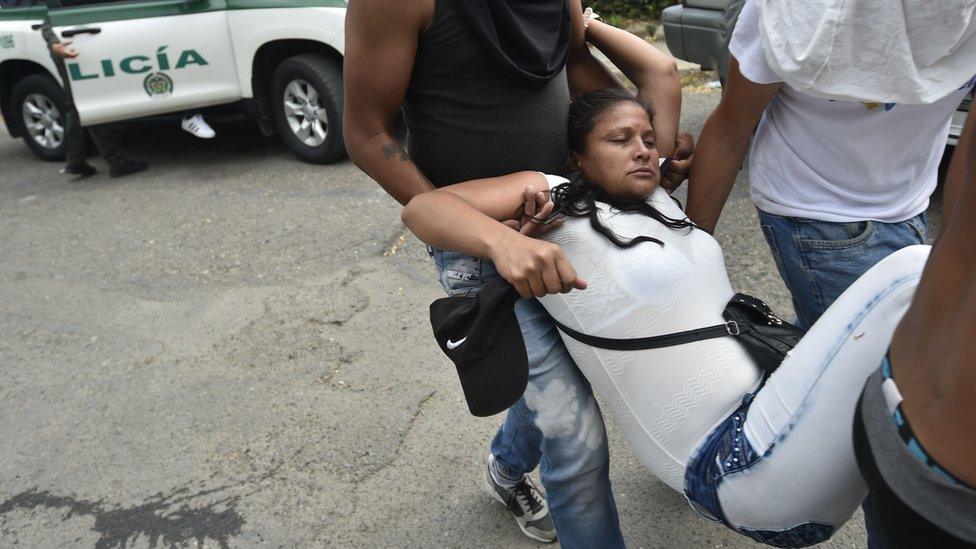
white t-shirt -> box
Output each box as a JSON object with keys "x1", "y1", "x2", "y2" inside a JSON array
[
  {"x1": 538, "y1": 177, "x2": 762, "y2": 491},
  {"x1": 757, "y1": 0, "x2": 976, "y2": 105},
  {"x1": 730, "y1": 0, "x2": 974, "y2": 223}
]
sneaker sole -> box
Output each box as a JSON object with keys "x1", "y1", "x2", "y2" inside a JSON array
[
  {"x1": 483, "y1": 465, "x2": 556, "y2": 544},
  {"x1": 181, "y1": 126, "x2": 215, "y2": 139},
  {"x1": 61, "y1": 167, "x2": 96, "y2": 179}
]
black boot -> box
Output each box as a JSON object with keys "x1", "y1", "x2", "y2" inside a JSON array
[{"x1": 61, "y1": 162, "x2": 97, "y2": 179}]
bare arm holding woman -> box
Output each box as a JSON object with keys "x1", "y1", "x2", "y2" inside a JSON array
[{"x1": 403, "y1": 172, "x2": 582, "y2": 299}]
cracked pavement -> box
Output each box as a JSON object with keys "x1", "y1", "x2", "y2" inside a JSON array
[{"x1": 0, "y1": 86, "x2": 924, "y2": 547}]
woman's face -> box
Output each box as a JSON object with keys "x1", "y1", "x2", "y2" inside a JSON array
[{"x1": 575, "y1": 102, "x2": 660, "y2": 199}]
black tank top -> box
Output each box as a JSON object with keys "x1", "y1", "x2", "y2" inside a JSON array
[{"x1": 402, "y1": 0, "x2": 571, "y2": 187}]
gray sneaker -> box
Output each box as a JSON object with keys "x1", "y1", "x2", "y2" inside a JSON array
[{"x1": 484, "y1": 455, "x2": 557, "y2": 543}]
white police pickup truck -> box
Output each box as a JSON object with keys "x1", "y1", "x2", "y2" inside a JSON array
[{"x1": 0, "y1": 0, "x2": 347, "y2": 163}]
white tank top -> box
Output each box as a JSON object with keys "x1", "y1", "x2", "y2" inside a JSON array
[{"x1": 539, "y1": 181, "x2": 763, "y2": 491}]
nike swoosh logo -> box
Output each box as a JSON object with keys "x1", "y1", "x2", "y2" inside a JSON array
[{"x1": 446, "y1": 337, "x2": 467, "y2": 350}]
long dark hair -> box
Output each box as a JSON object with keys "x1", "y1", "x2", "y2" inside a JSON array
[{"x1": 548, "y1": 89, "x2": 696, "y2": 248}]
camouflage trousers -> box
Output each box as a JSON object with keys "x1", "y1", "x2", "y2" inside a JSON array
[{"x1": 54, "y1": 55, "x2": 128, "y2": 168}]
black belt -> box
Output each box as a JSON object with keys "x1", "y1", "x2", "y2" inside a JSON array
[{"x1": 551, "y1": 318, "x2": 746, "y2": 351}]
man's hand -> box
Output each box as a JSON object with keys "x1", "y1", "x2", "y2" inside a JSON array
[
  {"x1": 50, "y1": 41, "x2": 78, "y2": 59},
  {"x1": 489, "y1": 232, "x2": 586, "y2": 299},
  {"x1": 500, "y1": 184, "x2": 566, "y2": 237},
  {"x1": 661, "y1": 131, "x2": 694, "y2": 193},
  {"x1": 513, "y1": 184, "x2": 565, "y2": 234}
]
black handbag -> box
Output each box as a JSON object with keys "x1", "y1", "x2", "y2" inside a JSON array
[
  {"x1": 721, "y1": 293, "x2": 805, "y2": 375},
  {"x1": 551, "y1": 293, "x2": 805, "y2": 377}
]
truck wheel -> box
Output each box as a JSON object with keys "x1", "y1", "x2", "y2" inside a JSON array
[
  {"x1": 271, "y1": 53, "x2": 345, "y2": 164},
  {"x1": 10, "y1": 74, "x2": 67, "y2": 162}
]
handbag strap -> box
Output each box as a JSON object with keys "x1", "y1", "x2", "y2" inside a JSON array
[{"x1": 551, "y1": 317, "x2": 748, "y2": 351}]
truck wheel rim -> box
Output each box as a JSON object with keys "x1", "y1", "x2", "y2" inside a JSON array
[
  {"x1": 22, "y1": 93, "x2": 64, "y2": 150},
  {"x1": 283, "y1": 79, "x2": 328, "y2": 147}
]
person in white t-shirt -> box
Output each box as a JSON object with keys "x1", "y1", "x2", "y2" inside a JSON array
[
  {"x1": 688, "y1": 0, "x2": 973, "y2": 328},
  {"x1": 686, "y1": 1, "x2": 975, "y2": 546}
]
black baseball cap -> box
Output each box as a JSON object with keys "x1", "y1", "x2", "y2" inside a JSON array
[{"x1": 429, "y1": 278, "x2": 528, "y2": 417}]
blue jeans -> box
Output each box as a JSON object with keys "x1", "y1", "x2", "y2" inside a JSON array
[
  {"x1": 756, "y1": 209, "x2": 928, "y2": 548},
  {"x1": 429, "y1": 248, "x2": 625, "y2": 549},
  {"x1": 685, "y1": 395, "x2": 837, "y2": 547},
  {"x1": 756, "y1": 210, "x2": 928, "y2": 329},
  {"x1": 683, "y1": 244, "x2": 930, "y2": 548}
]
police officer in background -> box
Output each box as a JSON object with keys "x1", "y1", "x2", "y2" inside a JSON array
[{"x1": 39, "y1": 0, "x2": 147, "y2": 179}]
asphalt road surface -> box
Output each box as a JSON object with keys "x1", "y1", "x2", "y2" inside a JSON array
[{"x1": 1, "y1": 86, "x2": 943, "y2": 547}]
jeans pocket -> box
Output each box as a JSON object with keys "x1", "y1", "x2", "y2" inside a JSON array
[
  {"x1": 799, "y1": 220, "x2": 875, "y2": 251},
  {"x1": 436, "y1": 250, "x2": 485, "y2": 296}
]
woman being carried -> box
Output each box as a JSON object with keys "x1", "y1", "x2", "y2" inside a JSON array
[{"x1": 400, "y1": 18, "x2": 973, "y2": 548}]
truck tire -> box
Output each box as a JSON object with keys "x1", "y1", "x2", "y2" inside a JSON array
[
  {"x1": 10, "y1": 74, "x2": 67, "y2": 162},
  {"x1": 270, "y1": 53, "x2": 345, "y2": 164}
]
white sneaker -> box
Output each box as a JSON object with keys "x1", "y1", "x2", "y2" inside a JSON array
[{"x1": 181, "y1": 114, "x2": 216, "y2": 139}]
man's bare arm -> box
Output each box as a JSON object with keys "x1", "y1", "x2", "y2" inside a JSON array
[
  {"x1": 938, "y1": 104, "x2": 976, "y2": 236},
  {"x1": 889, "y1": 107, "x2": 976, "y2": 488},
  {"x1": 343, "y1": 0, "x2": 434, "y2": 206},
  {"x1": 402, "y1": 174, "x2": 586, "y2": 298},
  {"x1": 686, "y1": 57, "x2": 779, "y2": 232},
  {"x1": 565, "y1": 0, "x2": 620, "y2": 97}
]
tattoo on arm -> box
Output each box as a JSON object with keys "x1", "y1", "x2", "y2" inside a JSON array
[{"x1": 381, "y1": 143, "x2": 410, "y2": 162}]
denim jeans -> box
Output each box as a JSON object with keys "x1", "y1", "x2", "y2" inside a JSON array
[
  {"x1": 429, "y1": 247, "x2": 625, "y2": 549},
  {"x1": 756, "y1": 209, "x2": 928, "y2": 549},
  {"x1": 683, "y1": 245, "x2": 929, "y2": 548},
  {"x1": 756, "y1": 210, "x2": 928, "y2": 329},
  {"x1": 685, "y1": 395, "x2": 837, "y2": 547}
]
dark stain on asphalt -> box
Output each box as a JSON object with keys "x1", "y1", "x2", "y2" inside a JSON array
[{"x1": 0, "y1": 485, "x2": 245, "y2": 548}]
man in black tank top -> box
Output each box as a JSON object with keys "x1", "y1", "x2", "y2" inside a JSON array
[{"x1": 345, "y1": 1, "x2": 682, "y2": 545}]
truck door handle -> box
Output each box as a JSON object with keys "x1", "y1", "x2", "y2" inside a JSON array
[
  {"x1": 31, "y1": 23, "x2": 43, "y2": 30},
  {"x1": 61, "y1": 27, "x2": 102, "y2": 38}
]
